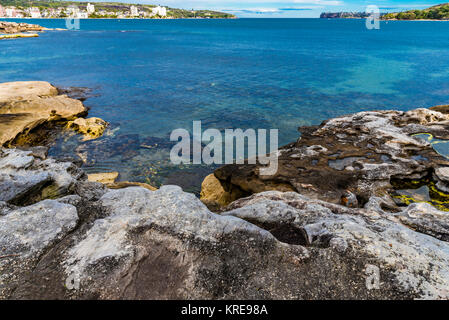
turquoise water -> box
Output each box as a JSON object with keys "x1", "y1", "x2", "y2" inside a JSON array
[{"x1": 2, "y1": 18, "x2": 449, "y2": 191}]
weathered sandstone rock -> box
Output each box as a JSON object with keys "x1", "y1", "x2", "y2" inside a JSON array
[
  {"x1": 200, "y1": 174, "x2": 245, "y2": 210},
  {"x1": 211, "y1": 108, "x2": 449, "y2": 209},
  {"x1": 0, "y1": 200, "x2": 79, "y2": 298},
  {"x1": 88, "y1": 172, "x2": 119, "y2": 184},
  {"x1": 67, "y1": 117, "x2": 108, "y2": 141},
  {"x1": 106, "y1": 181, "x2": 157, "y2": 191},
  {"x1": 1, "y1": 147, "x2": 449, "y2": 299},
  {"x1": 0, "y1": 81, "x2": 107, "y2": 146},
  {"x1": 0, "y1": 33, "x2": 39, "y2": 40},
  {"x1": 87, "y1": 172, "x2": 157, "y2": 190},
  {"x1": 0, "y1": 21, "x2": 46, "y2": 34},
  {"x1": 0, "y1": 81, "x2": 86, "y2": 146},
  {"x1": 0, "y1": 148, "x2": 85, "y2": 205}
]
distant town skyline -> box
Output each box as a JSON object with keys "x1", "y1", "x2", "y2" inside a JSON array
[{"x1": 82, "y1": 0, "x2": 440, "y2": 17}]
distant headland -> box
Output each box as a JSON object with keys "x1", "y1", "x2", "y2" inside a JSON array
[
  {"x1": 382, "y1": 3, "x2": 449, "y2": 20},
  {"x1": 321, "y1": 3, "x2": 449, "y2": 21},
  {"x1": 0, "y1": 0, "x2": 236, "y2": 19},
  {"x1": 320, "y1": 12, "x2": 375, "y2": 19}
]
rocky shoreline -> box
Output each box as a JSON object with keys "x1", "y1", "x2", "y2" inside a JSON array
[
  {"x1": 203, "y1": 107, "x2": 449, "y2": 212},
  {"x1": 1, "y1": 81, "x2": 449, "y2": 299},
  {"x1": 0, "y1": 21, "x2": 64, "y2": 40},
  {"x1": 0, "y1": 81, "x2": 107, "y2": 147}
]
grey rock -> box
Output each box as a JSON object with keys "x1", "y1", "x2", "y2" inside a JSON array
[
  {"x1": 0, "y1": 148, "x2": 85, "y2": 205},
  {"x1": 17, "y1": 146, "x2": 49, "y2": 160},
  {"x1": 213, "y1": 108, "x2": 449, "y2": 208},
  {"x1": 74, "y1": 181, "x2": 107, "y2": 201},
  {"x1": 0, "y1": 171, "x2": 51, "y2": 203},
  {"x1": 0, "y1": 200, "x2": 78, "y2": 298},
  {"x1": 2, "y1": 109, "x2": 449, "y2": 300},
  {"x1": 222, "y1": 191, "x2": 449, "y2": 299},
  {"x1": 0, "y1": 200, "x2": 78, "y2": 257},
  {"x1": 397, "y1": 202, "x2": 449, "y2": 242},
  {"x1": 0, "y1": 201, "x2": 15, "y2": 216},
  {"x1": 57, "y1": 195, "x2": 83, "y2": 207}
]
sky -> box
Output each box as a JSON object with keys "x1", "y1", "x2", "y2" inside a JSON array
[{"x1": 89, "y1": 1, "x2": 442, "y2": 17}]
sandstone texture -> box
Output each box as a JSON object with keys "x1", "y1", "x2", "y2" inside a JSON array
[
  {"x1": 1, "y1": 147, "x2": 449, "y2": 300},
  {"x1": 0, "y1": 33, "x2": 39, "y2": 40},
  {"x1": 67, "y1": 117, "x2": 108, "y2": 141},
  {"x1": 88, "y1": 172, "x2": 119, "y2": 185},
  {"x1": 210, "y1": 108, "x2": 449, "y2": 210},
  {"x1": 87, "y1": 172, "x2": 157, "y2": 191},
  {"x1": 0, "y1": 21, "x2": 46, "y2": 34},
  {"x1": 0, "y1": 81, "x2": 106, "y2": 146},
  {"x1": 200, "y1": 173, "x2": 245, "y2": 211}
]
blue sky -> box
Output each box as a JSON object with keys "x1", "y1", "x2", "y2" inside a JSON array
[{"x1": 89, "y1": 0, "x2": 441, "y2": 17}]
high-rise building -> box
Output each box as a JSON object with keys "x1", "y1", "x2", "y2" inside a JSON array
[{"x1": 130, "y1": 5, "x2": 139, "y2": 17}]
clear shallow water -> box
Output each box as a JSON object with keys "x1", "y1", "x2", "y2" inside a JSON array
[{"x1": 2, "y1": 18, "x2": 449, "y2": 192}]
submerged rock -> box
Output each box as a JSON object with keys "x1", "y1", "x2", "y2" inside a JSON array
[{"x1": 88, "y1": 172, "x2": 119, "y2": 185}]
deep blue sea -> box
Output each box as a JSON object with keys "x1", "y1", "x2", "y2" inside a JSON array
[{"x1": 2, "y1": 18, "x2": 449, "y2": 192}]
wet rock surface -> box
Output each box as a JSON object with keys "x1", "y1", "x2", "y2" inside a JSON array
[
  {"x1": 212, "y1": 108, "x2": 449, "y2": 210},
  {"x1": 1, "y1": 147, "x2": 449, "y2": 299}
]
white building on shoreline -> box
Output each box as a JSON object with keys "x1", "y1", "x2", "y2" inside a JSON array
[
  {"x1": 86, "y1": 3, "x2": 95, "y2": 14},
  {"x1": 130, "y1": 5, "x2": 139, "y2": 17},
  {"x1": 29, "y1": 7, "x2": 42, "y2": 18},
  {"x1": 152, "y1": 6, "x2": 167, "y2": 17},
  {"x1": 66, "y1": 6, "x2": 88, "y2": 19},
  {"x1": 0, "y1": 5, "x2": 5, "y2": 18},
  {"x1": 5, "y1": 7, "x2": 17, "y2": 18}
]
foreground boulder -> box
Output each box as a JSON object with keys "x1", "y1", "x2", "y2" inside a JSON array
[
  {"x1": 210, "y1": 108, "x2": 449, "y2": 210},
  {"x1": 1, "y1": 147, "x2": 449, "y2": 299}
]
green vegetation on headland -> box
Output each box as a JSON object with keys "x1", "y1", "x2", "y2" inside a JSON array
[
  {"x1": 382, "y1": 3, "x2": 449, "y2": 20},
  {"x1": 320, "y1": 12, "x2": 373, "y2": 19},
  {"x1": 321, "y1": 4, "x2": 449, "y2": 21},
  {"x1": 0, "y1": 0, "x2": 236, "y2": 19}
]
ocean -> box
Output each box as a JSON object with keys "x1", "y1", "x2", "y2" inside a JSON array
[{"x1": 2, "y1": 18, "x2": 449, "y2": 192}]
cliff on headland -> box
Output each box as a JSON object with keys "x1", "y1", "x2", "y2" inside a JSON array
[
  {"x1": 320, "y1": 12, "x2": 372, "y2": 19},
  {"x1": 1, "y1": 81, "x2": 449, "y2": 299}
]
